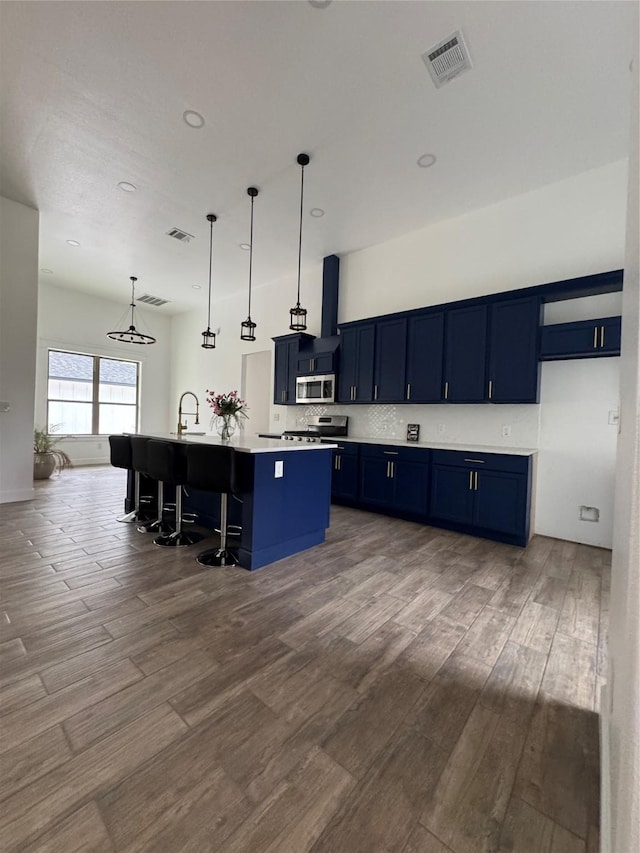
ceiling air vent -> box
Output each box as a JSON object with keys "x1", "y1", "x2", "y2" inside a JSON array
[
  {"x1": 166, "y1": 227, "x2": 194, "y2": 243},
  {"x1": 422, "y1": 30, "x2": 472, "y2": 88},
  {"x1": 137, "y1": 293, "x2": 170, "y2": 307}
]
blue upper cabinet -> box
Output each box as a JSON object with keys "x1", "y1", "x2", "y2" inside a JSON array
[
  {"x1": 405, "y1": 311, "x2": 445, "y2": 402},
  {"x1": 540, "y1": 316, "x2": 622, "y2": 360},
  {"x1": 487, "y1": 296, "x2": 541, "y2": 403},
  {"x1": 443, "y1": 304, "x2": 488, "y2": 402},
  {"x1": 273, "y1": 333, "x2": 314, "y2": 405},
  {"x1": 338, "y1": 323, "x2": 375, "y2": 402},
  {"x1": 373, "y1": 317, "x2": 407, "y2": 402}
]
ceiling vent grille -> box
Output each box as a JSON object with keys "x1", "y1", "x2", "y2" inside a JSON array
[
  {"x1": 166, "y1": 227, "x2": 194, "y2": 243},
  {"x1": 422, "y1": 30, "x2": 472, "y2": 88},
  {"x1": 137, "y1": 293, "x2": 170, "y2": 307}
]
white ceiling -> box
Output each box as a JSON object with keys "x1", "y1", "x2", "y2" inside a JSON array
[{"x1": 0, "y1": 1, "x2": 635, "y2": 315}]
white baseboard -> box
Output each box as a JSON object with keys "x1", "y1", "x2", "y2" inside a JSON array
[
  {"x1": 0, "y1": 487, "x2": 35, "y2": 504},
  {"x1": 600, "y1": 681, "x2": 611, "y2": 853}
]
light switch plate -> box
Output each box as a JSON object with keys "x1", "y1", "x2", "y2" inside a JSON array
[
  {"x1": 274, "y1": 460, "x2": 284, "y2": 478},
  {"x1": 0, "y1": 401, "x2": 10, "y2": 413}
]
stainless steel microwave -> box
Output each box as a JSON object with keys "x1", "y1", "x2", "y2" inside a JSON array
[{"x1": 295, "y1": 374, "x2": 336, "y2": 404}]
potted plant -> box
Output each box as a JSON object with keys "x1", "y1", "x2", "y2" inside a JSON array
[{"x1": 34, "y1": 425, "x2": 73, "y2": 480}]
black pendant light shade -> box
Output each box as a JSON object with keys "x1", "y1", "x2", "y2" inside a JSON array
[
  {"x1": 240, "y1": 187, "x2": 259, "y2": 342},
  {"x1": 107, "y1": 276, "x2": 156, "y2": 345},
  {"x1": 201, "y1": 213, "x2": 217, "y2": 349},
  {"x1": 289, "y1": 153, "x2": 310, "y2": 332}
]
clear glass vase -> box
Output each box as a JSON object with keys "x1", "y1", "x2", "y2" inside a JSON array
[{"x1": 215, "y1": 414, "x2": 237, "y2": 442}]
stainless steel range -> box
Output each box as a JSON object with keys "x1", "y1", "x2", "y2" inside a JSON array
[{"x1": 281, "y1": 415, "x2": 348, "y2": 443}]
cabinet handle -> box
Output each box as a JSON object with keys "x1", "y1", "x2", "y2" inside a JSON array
[
  {"x1": 444, "y1": 381, "x2": 449, "y2": 400},
  {"x1": 390, "y1": 461, "x2": 395, "y2": 478},
  {"x1": 469, "y1": 470, "x2": 473, "y2": 490},
  {"x1": 338, "y1": 455, "x2": 342, "y2": 471},
  {"x1": 593, "y1": 326, "x2": 598, "y2": 348},
  {"x1": 600, "y1": 325, "x2": 605, "y2": 348},
  {"x1": 383, "y1": 451, "x2": 399, "y2": 455},
  {"x1": 374, "y1": 385, "x2": 378, "y2": 401},
  {"x1": 407, "y1": 383, "x2": 411, "y2": 400},
  {"x1": 474, "y1": 471, "x2": 479, "y2": 491},
  {"x1": 386, "y1": 460, "x2": 391, "y2": 478},
  {"x1": 353, "y1": 385, "x2": 357, "y2": 400},
  {"x1": 464, "y1": 458, "x2": 485, "y2": 463},
  {"x1": 488, "y1": 380, "x2": 493, "y2": 400}
]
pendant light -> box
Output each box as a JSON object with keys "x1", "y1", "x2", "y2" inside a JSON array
[
  {"x1": 201, "y1": 213, "x2": 217, "y2": 349},
  {"x1": 289, "y1": 153, "x2": 310, "y2": 331},
  {"x1": 240, "y1": 187, "x2": 258, "y2": 341},
  {"x1": 106, "y1": 276, "x2": 156, "y2": 345}
]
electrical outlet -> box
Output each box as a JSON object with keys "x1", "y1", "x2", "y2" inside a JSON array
[
  {"x1": 608, "y1": 409, "x2": 619, "y2": 426},
  {"x1": 273, "y1": 412, "x2": 280, "y2": 422},
  {"x1": 97, "y1": 442, "x2": 103, "y2": 450},
  {"x1": 438, "y1": 424, "x2": 445, "y2": 434},
  {"x1": 274, "y1": 460, "x2": 283, "y2": 478},
  {"x1": 502, "y1": 425, "x2": 512, "y2": 437},
  {"x1": 0, "y1": 401, "x2": 10, "y2": 413}
]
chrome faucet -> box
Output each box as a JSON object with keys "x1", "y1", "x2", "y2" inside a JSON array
[{"x1": 177, "y1": 392, "x2": 200, "y2": 436}]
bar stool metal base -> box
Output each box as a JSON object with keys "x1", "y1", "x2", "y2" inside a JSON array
[
  {"x1": 196, "y1": 547, "x2": 238, "y2": 567},
  {"x1": 154, "y1": 530, "x2": 204, "y2": 548},
  {"x1": 138, "y1": 519, "x2": 173, "y2": 535}
]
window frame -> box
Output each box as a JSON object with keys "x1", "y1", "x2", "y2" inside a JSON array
[{"x1": 46, "y1": 348, "x2": 140, "y2": 436}]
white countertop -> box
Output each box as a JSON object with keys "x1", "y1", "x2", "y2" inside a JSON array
[
  {"x1": 261, "y1": 434, "x2": 537, "y2": 456},
  {"x1": 134, "y1": 432, "x2": 337, "y2": 454}
]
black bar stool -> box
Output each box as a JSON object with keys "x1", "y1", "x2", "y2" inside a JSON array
[
  {"x1": 148, "y1": 440, "x2": 203, "y2": 548},
  {"x1": 186, "y1": 444, "x2": 240, "y2": 567},
  {"x1": 109, "y1": 435, "x2": 151, "y2": 524}
]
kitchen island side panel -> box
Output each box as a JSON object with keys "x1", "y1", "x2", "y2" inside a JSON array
[{"x1": 238, "y1": 448, "x2": 333, "y2": 570}]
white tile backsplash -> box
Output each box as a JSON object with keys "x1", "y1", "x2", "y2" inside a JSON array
[{"x1": 287, "y1": 403, "x2": 541, "y2": 448}]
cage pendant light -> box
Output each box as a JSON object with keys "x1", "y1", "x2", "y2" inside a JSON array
[
  {"x1": 289, "y1": 153, "x2": 310, "y2": 331},
  {"x1": 107, "y1": 276, "x2": 156, "y2": 344},
  {"x1": 201, "y1": 213, "x2": 217, "y2": 349},
  {"x1": 240, "y1": 187, "x2": 259, "y2": 341}
]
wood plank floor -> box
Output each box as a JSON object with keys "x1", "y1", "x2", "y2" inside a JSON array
[{"x1": 0, "y1": 466, "x2": 608, "y2": 852}]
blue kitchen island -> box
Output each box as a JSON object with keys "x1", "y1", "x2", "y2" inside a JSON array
[{"x1": 126, "y1": 434, "x2": 336, "y2": 571}]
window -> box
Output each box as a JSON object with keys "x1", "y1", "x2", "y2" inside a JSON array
[{"x1": 47, "y1": 350, "x2": 139, "y2": 435}]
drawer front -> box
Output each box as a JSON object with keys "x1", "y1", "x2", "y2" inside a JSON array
[
  {"x1": 359, "y1": 444, "x2": 431, "y2": 464},
  {"x1": 321, "y1": 440, "x2": 359, "y2": 456},
  {"x1": 431, "y1": 449, "x2": 529, "y2": 474}
]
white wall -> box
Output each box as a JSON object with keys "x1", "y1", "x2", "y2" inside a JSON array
[
  {"x1": 0, "y1": 196, "x2": 39, "y2": 504},
  {"x1": 604, "y1": 25, "x2": 640, "y2": 853},
  {"x1": 36, "y1": 282, "x2": 173, "y2": 465},
  {"x1": 169, "y1": 265, "x2": 323, "y2": 436}
]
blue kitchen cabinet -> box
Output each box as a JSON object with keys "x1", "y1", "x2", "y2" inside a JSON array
[
  {"x1": 330, "y1": 442, "x2": 359, "y2": 502},
  {"x1": 359, "y1": 444, "x2": 430, "y2": 520},
  {"x1": 430, "y1": 450, "x2": 532, "y2": 546},
  {"x1": 405, "y1": 310, "x2": 445, "y2": 402},
  {"x1": 373, "y1": 317, "x2": 406, "y2": 402},
  {"x1": 273, "y1": 333, "x2": 314, "y2": 405},
  {"x1": 296, "y1": 349, "x2": 338, "y2": 376},
  {"x1": 539, "y1": 316, "x2": 622, "y2": 360},
  {"x1": 337, "y1": 323, "x2": 375, "y2": 402},
  {"x1": 443, "y1": 304, "x2": 488, "y2": 402},
  {"x1": 487, "y1": 296, "x2": 541, "y2": 403}
]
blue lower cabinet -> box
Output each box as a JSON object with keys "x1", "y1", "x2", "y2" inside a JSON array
[
  {"x1": 330, "y1": 443, "x2": 359, "y2": 502},
  {"x1": 430, "y1": 450, "x2": 532, "y2": 546},
  {"x1": 429, "y1": 465, "x2": 475, "y2": 526},
  {"x1": 359, "y1": 445, "x2": 430, "y2": 520}
]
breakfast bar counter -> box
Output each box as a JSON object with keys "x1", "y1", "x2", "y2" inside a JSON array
[{"x1": 124, "y1": 432, "x2": 336, "y2": 571}]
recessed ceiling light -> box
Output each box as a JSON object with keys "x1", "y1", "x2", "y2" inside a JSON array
[
  {"x1": 308, "y1": 0, "x2": 332, "y2": 8},
  {"x1": 66, "y1": 240, "x2": 80, "y2": 247},
  {"x1": 183, "y1": 109, "x2": 205, "y2": 129},
  {"x1": 192, "y1": 284, "x2": 201, "y2": 290},
  {"x1": 239, "y1": 243, "x2": 251, "y2": 251},
  {"x1": 118, "y1": 181, "x2": 137, "y2": 193},
  {"x1": 310, "y1": 208, "x2": 325, "y2": 218},
  {"x1": 417, "y1": 153, "x2": 437, "y2": 169}
]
